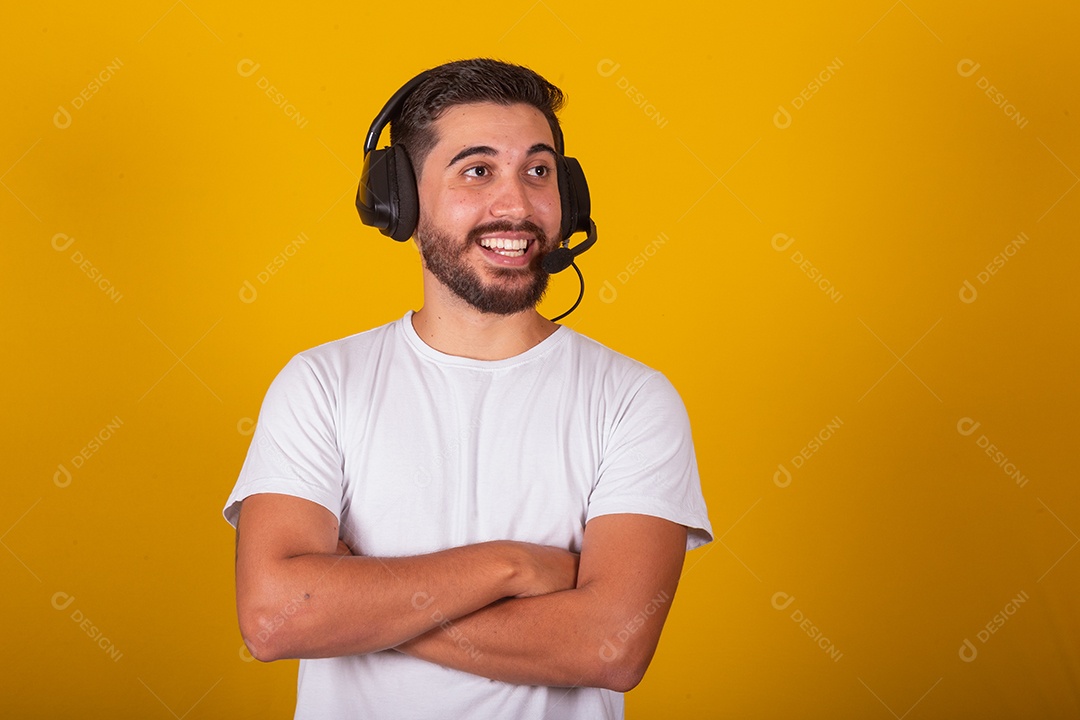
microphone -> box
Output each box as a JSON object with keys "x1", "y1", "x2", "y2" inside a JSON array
[{"x1": 542, "y1": 220, "x2": 597, "y2": 274}]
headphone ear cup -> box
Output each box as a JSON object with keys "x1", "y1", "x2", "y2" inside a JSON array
[
  {"x1": 357, "y1": 148, "x2": 392, "y2": 234},
  {"x1": 356, "y1": 146, "x2": 419, "y2": 242},
  {"x1": 388, "y1": 146, "x2": 419, "y2": 242},
  {"x1": 557, "y1": 156, "x2": 591, "y2": 242}
]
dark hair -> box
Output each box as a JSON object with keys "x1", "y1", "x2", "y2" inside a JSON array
[{"x1": 390, "y1": 58, "x2": 565, "y2": 176}]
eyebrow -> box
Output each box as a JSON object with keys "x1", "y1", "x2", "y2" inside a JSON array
[{"x1": 446, "y1": 143, "x2": 558, "y2": 168}]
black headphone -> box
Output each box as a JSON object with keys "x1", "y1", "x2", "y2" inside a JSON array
[{"x1": 355, "y1": 69, "x2": 596, "y2": 273}]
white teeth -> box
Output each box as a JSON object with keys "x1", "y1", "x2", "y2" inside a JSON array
[{"x1": 479, "y1": 237, "x2": 528, "y2": 253}]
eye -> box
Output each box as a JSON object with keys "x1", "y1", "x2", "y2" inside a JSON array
[
  {"x1": 463, "y1": 166, "x2": 489, "y2": 178},
  {"x1": 527, "y1": 164, "x2": 551, "y2": 178}
]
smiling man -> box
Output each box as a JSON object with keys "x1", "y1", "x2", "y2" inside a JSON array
[{"x1": 224, "y1": 58, "x2": 712, "y2": 720}]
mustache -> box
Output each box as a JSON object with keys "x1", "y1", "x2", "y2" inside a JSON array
[{"x1": 467, "y1": 220, "x2": 549, "y2": 246}]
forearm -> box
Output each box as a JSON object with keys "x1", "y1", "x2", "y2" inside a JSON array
[
  {"x1": 240, "y1": 541, "x2": 522, "y2": 661},
  {"x1": 397, "y1": 514, "x2": 689, "y2": 692},
  {"x1": 397, "y1": 581, "x2": 668, "y2": 692}
]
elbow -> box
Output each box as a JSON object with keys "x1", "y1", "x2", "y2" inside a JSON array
[
  {"x1": 241, "y1": 635, "x2": 277, "y2": 664},
  {"x1": 599, "y1": 666, "x2": 647, "y2": 693},
  {"x1": 236, "y1": 572, "x2": 324, "y2": 662},
  {"x1": 238, "y1": 591, "x2": 382, "y2": 660},
  {"x1": 597, "y1": 661, "x2": 649, "y2": 693},
  {"x1": 237, "y1": 587, "x2": 314, "y2": 662},
  {"x1": 238, "y1": 606, "x2": 290, "y2": 662},
  {"x1": 592, "y1": 639, "x2": 654, "y2": 692}
]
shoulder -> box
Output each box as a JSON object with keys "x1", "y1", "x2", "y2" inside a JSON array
[
  {"x1": 560, "y1": 328, "x2": 650, "y2": 371},
  {"x1": 259, "y1": 316, "x2": 405, "y2": 407},
  {"x1": 558, "y1": 328, "x2": 667, "y2": 393},
  {"x1": 553, "y1": 330, "x2": 691, "y2": 427},
  {"x1": 285, "y1": 315, "x2": 404, "y2": 377},
  {"x1": 298, "y1": 316, "x2": 401, "y2": 362}
]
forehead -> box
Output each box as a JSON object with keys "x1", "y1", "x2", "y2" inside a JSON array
[{"x1": 428, "y1": 102, "x2": 555, "y2": 158}]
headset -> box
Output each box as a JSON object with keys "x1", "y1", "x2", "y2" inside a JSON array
[{"x1": 355, "y1": 69, "x2": 597, "y2": 320}]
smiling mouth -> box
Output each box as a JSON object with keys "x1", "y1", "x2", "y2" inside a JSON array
[{"x1": 477, "y1": 237, "x2": 530, "y2": 258}]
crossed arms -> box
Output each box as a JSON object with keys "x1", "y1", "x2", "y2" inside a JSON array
[{"x1": 235, "y1": 492, "x2": 688, "y2": 692}]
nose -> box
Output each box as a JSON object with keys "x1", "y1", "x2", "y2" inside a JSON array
[{"x1": 489, "y1": 175, "x2": 533, "y2": 220}]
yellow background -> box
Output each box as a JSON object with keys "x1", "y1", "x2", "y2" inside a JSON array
[{"x1": 4, "y1": 1, "x2": 1078, "y2": 718}]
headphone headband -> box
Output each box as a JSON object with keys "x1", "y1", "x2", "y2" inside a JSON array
[{"x1": 363, "y1": 70, "x2": 435, "y2": 157}]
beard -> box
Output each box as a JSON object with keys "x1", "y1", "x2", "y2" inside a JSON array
[{"x1": 416, "y1": 217, "x2": 552, "y2": 315}]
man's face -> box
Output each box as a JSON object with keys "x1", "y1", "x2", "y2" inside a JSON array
[{"x1": 414, "y1": 102, "x2": 562, "y2": 315}]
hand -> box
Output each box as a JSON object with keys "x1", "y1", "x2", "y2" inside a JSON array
[{"x1": 510, "y1": 543, "x2": 579, "y2": 598}]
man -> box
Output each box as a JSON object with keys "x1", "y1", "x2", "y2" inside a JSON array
[{"x1": 224, "y1": 58, "x2": 712, "y2": 719}]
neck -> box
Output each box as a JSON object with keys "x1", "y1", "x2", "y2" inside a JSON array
[{"x1": 412, "y1": 274, "x2": 557, "y2": 360}]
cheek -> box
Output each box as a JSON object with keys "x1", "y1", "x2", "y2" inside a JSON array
[
  {"x1": 419, "y1": 188, "x2": 479, "y2": 229},
  {"x1": 538, "y1": 192, "x2": 563, "y2": 235},
  {"x1": 537, "y1": 190, "x2": 560, "y2": 214}
]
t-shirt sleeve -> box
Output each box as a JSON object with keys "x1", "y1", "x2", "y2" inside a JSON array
[
  {"x1": 222, "y1": 354, "x2": 343, "y2": 529},
  {"x1": 587, "y1": 372, "x2": 713, "y2": 551}
]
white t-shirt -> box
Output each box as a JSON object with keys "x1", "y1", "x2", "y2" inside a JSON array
[{"x1": 224, "y1": 312, "x2": 713, "y2": 719}]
